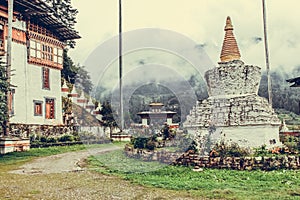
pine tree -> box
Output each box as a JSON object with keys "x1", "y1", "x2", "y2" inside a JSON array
[
  {"x1": 99, "y1": 101, "x2": 118, "y2": 138},
  {"x1": 49, "y1": 0, "x2": 79, "y2": 48},
  {"x1": 62, "y1": 49, "x2": 78, "y2": 84}
]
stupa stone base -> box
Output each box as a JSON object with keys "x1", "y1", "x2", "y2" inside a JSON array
[
  {"x1": 185, "y1": 94, "x2": 280, "y2": 127},
  {"x1": 186, "y1": 125, "x2": 281, "y2": 148},
  {"x1": 184, "y1": 94, "x2": 281, "y2": 148}
]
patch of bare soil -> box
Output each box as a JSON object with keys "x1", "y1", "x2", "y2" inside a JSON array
[{"x1": 10, "y1": 146, "x2": 121, "y2": 174}]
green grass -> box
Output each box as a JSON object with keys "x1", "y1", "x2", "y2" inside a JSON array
[{"x1": 89, "y1": 150, "x2": 300, "y2": 200}]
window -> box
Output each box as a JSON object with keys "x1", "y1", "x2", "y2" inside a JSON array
[
  {"x1": 27, "y1": 23, "x2": 64, "y2": 69},
  {"x1": 34, "y1": 101, "x2": 43, "y2": 116},
  {"x1": 8, "y1": 89, "x2": 15, "y2": 115},
  {"x1": 45, "y1": 98, "x2": 55, "y2": 119},
  {"x1": 29, "y1": 39, "x2": 63, "y2": 64},
  {"x1": 42, "y1": 67, "x2": 50, "y2": 89}
]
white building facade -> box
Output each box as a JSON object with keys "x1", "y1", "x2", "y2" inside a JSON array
[{"x1": 0, "y1": 1, "x2": 80, "y2": 126}]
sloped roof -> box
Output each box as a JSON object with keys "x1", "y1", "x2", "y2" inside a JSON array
[
  {"x1": 286, "y1": 77, "x2": 300, "y2": 87},
  {"x1": 2, "y1": 0, "x2": 80, "y2": 41}
]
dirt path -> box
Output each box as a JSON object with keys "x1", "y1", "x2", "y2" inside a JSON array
[
  {"x1": 2, "y1": 145, "x2": 200, "y2": 199},
  {"x1": 10, "y1": 145, "x2": 122, "y2": 174}
]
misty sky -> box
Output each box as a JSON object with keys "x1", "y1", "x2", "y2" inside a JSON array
[{"x1": 69, "y1": 0, "x2": 300, "y2": 87}]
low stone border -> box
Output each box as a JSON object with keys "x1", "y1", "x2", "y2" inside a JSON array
[
  {"x1": 125, "y1": 146, "x2": 300, "y2": 170},
  {"x1": 174, "y1": 150, "x2": 300, "y2": 170},
  {"x1": 124, "y1": 145, "x2": 181, "y2": 164}
]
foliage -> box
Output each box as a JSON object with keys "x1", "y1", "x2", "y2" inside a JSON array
[
  {"x1": 146, "y1": 140, "x2": 156, "y2": 150},
  {"x1": 0, "y1": 58, "x2": 8, "y2": 134},
  {"x1": 62, "y1": 49, "x2": 78, "y2": 84},
  {"x1": 253, "y1": 145, "x2": 269, "y2": 157},
  {"x1": 89, "y1": 150, "x2": 300, "y2": 200},
  {"x1": 75, "y1": 65, "x2": 93, "y2": 94},
  {"x1": 99, "y1": 100, "x2": 118, "y2": 137},
  {"x1": 62, "y1": 96, "x2": 72, "y2": 114},
  {"x1": 210, "y1": 140, "x2": 250, "y2": 157},
  {"x1": 259, "y1": 67, "x2": 300, "y2": 115},
  {"x1": 61, "y1": 49, "x2": 93, "y2": 95},
  {"x1": 50, "y1": 0, "x2": 79, "y2": 48},
  {"x1": 58, "y1": 134, "x2": 74, "y2": 142},
  {"x1": 131, "y1": 134, "x2": 158, "y2": 150},
  {"x1": 46, "y1": 136, "x2": 58, "y2": 143},
  {"x1": 131, "y1": 137, "x2": 149, "y2": 149}
]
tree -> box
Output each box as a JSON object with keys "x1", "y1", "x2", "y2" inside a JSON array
[
  {"x1": 61, "y1": 49, "x2": 93, "y2": 94},
  {"x1": 0, "y1": 58, "x2": 8, "y2": 135},
  {"x1": 62, "y1": 49, "x2": 78, "y2": 84},
  {"x1": 51, "y1": 0, "x2": 79, "y2": 48},
  {"x1": 99, "y1": 101, "x2": 118, "y2": 138},
  {"x1": 75, "y1": 65, "x2": 93, "y2": 94}
]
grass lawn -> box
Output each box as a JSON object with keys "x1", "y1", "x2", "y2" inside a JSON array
[{"x1": 89, "y1": 150, "x2": 300, "y2": 200}]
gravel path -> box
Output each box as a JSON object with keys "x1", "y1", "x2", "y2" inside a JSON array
[
  {"x1": 3, "y1": 145, "x2": 200, "y2": 199},
  {"x1": 10, "y1": 145, "x2": 122, "y2": 174}
]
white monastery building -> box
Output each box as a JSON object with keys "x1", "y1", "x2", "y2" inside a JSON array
[{"x1": 0, "y1": 1, "x2": 80, "y2": 126}]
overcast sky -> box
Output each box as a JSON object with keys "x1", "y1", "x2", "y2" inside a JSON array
[{"x1": 69, "y1": 0, "x2": 300, "y2": 85}]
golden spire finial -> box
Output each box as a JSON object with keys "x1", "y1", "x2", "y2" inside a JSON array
[
  {"x1": 220, "y1": 16, "x2": 241, "y2": 62},
  {"x1": 224, "y1": 16, "x2": 233, "y2": 31}
]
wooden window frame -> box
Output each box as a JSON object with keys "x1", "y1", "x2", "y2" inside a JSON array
[
  {"x1": 42, "y1": 67, "x2": 50, "y2": 90},
  {"x1": 45, "y1": 98, "x2": 55, "y2": 119},
  {"x1": 33, "y1": 100, "x2": 43, "y2": 116}
]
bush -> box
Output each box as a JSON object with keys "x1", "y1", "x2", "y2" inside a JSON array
[
  {"x1": 253, "y1": 145, "x2": 268, "y2": 156},
  {"x1": 211, "y1": 141, "x2": 250, "y2": 157},
  {"x1": 40, "y1": 136, "x2": 47, "y2": 143},
  {"x1": 146, "y1": 140, "x2": 156, "y2": 150},
  {"x1": 132, "y1": 137, "x2": 149, "y2": 149},
  {"x1": 58, "y1": 134, "x2": 74, "y2": 142},
  {"x1": 47, "y1": 137, "x2": 57, "y2": 143}
]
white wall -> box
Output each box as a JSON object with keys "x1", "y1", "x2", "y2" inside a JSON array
[
  {"x1": 188, "y1": 125, "x2": 281, "y2": 148},
  {"x1": 9, "y1": 19, "x2": 63, "y2": 125}
]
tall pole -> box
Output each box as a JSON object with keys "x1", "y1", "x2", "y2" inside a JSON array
[
  {"x1": 5, "y1": 0, "x2": 13, "y2": 136},
  {"x1": 119, "y1": 0, "x2": 124, "y2": 131},
  {"x1": 262, "y1": 0, "x2": 272, "y2": 106}
]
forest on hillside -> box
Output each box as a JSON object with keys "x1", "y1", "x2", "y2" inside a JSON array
[{"x1": 259, "y1": 66, "x2": 300, "y2": 115}]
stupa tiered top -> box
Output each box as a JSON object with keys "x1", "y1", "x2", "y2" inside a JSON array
[{"x1": 220, "y1": 16, "x2": 241, "y2": 62}]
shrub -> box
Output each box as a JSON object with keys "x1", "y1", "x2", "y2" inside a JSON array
[
  {"x1": 58, "y1": 134, "x2": 74, "y2": 142},
  {"x1": 253, "y1": 145, "x2": 268, "y2": 156},
  {"x1": 146, "y1": 140, "x2": 156, "y2": 150},
  {"x1": 132, "y1": 137, "x2": 149, "y2": 149},
  {"x1": 211, "y1": 140, "x2": 250, "y2": 157},
  {"x1": 47, "y1": 137, "x2": 57, "y2": 143},
  {"x1": 40, "y1": 136, "x2": 47, "y2": 143}
]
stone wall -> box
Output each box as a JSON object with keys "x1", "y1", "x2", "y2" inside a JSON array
[
  {"x1": 124, "y1": 145, "x2": 181, "y2": 164},
  {"x1": 174, "y1": 150, "x2": 300, "y2": 170},
  {"x1": 205, "y1": 60, "x2": 261, "y2": 96},
  {"x1": 10, "y1": 123, "x2": 78, "y2": 138},
  {"x1": 124, "y1": 147, "x2": 300, "y2": 170}
]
